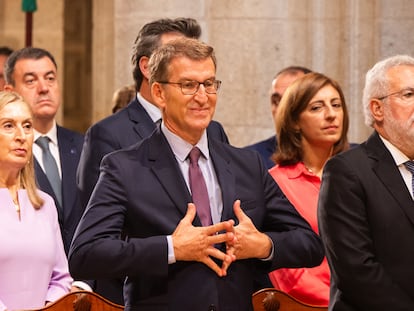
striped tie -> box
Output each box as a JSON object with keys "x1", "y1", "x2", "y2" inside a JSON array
[{"x1": 404, "y1": 161, "x2": 414, "y2": 199}]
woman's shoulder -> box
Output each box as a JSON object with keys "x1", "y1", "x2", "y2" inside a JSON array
[{"x1": 36, "y1": 190, "x2": 58, "y2": 206}]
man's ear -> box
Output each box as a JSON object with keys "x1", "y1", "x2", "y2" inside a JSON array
[
  {"x1": 150, "y1": 82, "x2": 166, "y2": 109},
  {"x1": 370, "y1": 99, "x2": 384, "y2": 122},
  {"x1": 139, "y1": 56, "x2": 150, "y2": 80},
  {"x1": 3, "y1": 84, "x2": 14, "y2": 91}
]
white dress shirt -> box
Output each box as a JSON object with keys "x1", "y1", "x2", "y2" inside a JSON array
[
  {"x1": 161, "y1": 122, "x2": 223, "y2": 264},
  {"x1": 379, "y1": 135, "x2": 413, "y2": 198}
]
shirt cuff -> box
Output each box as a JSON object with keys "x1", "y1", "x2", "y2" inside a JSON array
[
  {"x1": 167, "y1": 235, "x2": 176, "y2": 264},
  {"x1": 260, "y1": 237, "x2": 274, "y2": 261},
  {"x1": 72, "y1": 281, "x2": 93, "y2": 292}
]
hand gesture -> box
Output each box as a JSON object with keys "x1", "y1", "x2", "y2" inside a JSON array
[
  {"x1": 172, "y1": 203, "x2": 236, "y2": 276},
  {"x1": 225, "y1": 200, "x2": 272, "y2": 261}
]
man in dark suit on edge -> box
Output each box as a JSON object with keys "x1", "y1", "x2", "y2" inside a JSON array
[
  {"x1": 318, "y1": 54, "x2": 414, "y2": 310},
  {"x1": 69, "y1": 38, "x2": 324, "y2": 311}
]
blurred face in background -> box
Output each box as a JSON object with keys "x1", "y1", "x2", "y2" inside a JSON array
[
  {"x1": 0, "y1": 54, "x2": 8, "y2": 90},
  {"x1": 5, "y1": 56, "x2": 60, "y2": 122},
  {"x1": 271, "y1": 71, "x2": 306, "y2": 127}
]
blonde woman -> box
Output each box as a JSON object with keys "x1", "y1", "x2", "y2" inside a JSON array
[{"x1": 0, "y1": 91, "x2": 72, "y2": 311}]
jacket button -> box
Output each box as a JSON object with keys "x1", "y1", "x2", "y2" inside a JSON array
[{"x1": 208, "y1": 304, "x2": 217, "y2": 311}]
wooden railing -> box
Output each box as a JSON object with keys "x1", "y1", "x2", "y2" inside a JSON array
[
  {"x1": 31, "y1": 290, "x2": 124, "y2": 311},
  {"x1": 252, "y1": 288, "x2": 328, "y2": 311}
]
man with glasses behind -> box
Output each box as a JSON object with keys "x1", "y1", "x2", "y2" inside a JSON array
[
  {"x1": 245, "y1": 66, "x2": 312, "y2": 169},
  {"x1": 318, "y1": 54, "x2": 414, "y2": 310}
]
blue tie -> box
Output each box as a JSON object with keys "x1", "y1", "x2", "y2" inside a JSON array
[
  {"x1": 404, "y1": 161, "x2": 414, "y2": 199},
  {"x1": 36, "y1": 136, "x2": 62, "y2": 207}
]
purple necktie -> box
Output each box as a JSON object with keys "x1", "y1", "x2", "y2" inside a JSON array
[{"x1": 188, "y1": 147, "x2": 212, "y2": 226}]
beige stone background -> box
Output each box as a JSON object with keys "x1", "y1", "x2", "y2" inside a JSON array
[{"x1": 1, "y1": 0, "x2": 414, "y2": 147}]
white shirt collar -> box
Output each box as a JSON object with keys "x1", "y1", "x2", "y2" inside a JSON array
[
  {"x1": 378, "y1": 134, "x2": 410, "y2": 166},
  {"x1": 137, "y1": 92, "x2": 162, "y2": 123},
  {"x1": 161, "y1": 122, "x2": 209, "y2": 163},
  {"x1": 34, "y1": 123, "x2": 58, "y2": 146}
]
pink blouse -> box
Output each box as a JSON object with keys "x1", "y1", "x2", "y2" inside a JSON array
[
  {"x1": 268, "y1": 162, "x2": 329, "y2": 307},
  {"x1": 0, "y1": 189, "x2": 72, "y2": 311}
]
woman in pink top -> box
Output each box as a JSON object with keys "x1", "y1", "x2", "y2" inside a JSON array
[
  {"x1": 0, "y1": 92, "x2": 72, "y2": 311},
  {"x1": 268, "y1": 72, "x2": 350, "y2": 306}
]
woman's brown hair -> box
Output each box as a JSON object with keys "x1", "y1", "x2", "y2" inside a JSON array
[{"x1": 273, "y1": 72, "x2": 349, "y2": 166}]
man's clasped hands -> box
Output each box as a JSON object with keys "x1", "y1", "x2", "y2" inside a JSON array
[{"x1": 172, "y1": 199, "x2": 272, "y2": 277}]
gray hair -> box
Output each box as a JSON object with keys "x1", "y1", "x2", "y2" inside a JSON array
[{"x1": 363, "y1": 54, "x2": 414, "y2": 127}]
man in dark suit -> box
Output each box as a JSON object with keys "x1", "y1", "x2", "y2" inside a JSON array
[
  {"x1": 245, "y1": 66, "x2": 311, "y2": 169},
  {"x1": 76, "y1": 17, "x2": 228, "y2": 305},
  {"x1": 77, "y1": 17, "x2": 228, "y2": 305},
  {"x1": 69, "y1": 38, "x2": 324, "y2": 311},
  {"x1": 318, "y1": 54, "x2": 414, "y2": 310},
  {"x1": 4, "y1": 47, "x2": 84, "y2": 256}
]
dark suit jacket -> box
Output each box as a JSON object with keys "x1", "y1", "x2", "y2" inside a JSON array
[
  {"x1": 69, "y1": 126, "x2": 324, "y2": 311},
  {"x1": 245, "y1": 136, "x2": 277, "y2": 170},
  {"x1": 34, "y1": 125, "x2": 84, "y2": 255},
  {"x1": 76, "y1": 97, "x2": 229, "y2": 304},
  {"x1": 318, "y1": 131, "x2": 414, "y2": 311}
]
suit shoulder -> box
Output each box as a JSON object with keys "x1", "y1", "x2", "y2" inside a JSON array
[
  {"x1": 325, "y1": 144, "x2": 369, "y2": 173},
  {"x1": 89, "y1": 108, "x2": 130, "y2": 131},
  {"x1": 57, "y1": 126, "x2": 84, "y2": 147},
  {"x1": 57, "y1": 125, "x2": 84, "y2": 137},
  {"x1": 212, "y1": 139, "x2": 263, "y2": 160},
  {"x1": 245, "y1": 136, "x2": 276, "y2": 151}
]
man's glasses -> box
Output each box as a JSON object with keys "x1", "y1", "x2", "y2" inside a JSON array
[
  {"x1": 377, "y1": 87, "x2": 414, "y2": 104},
  {"x1": 158, "y1": 79, "x2": 222, "y2": 95}
]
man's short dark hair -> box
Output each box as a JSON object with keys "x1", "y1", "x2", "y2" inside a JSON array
[
  {"x1": 131, "y1": 17, "x2": 201, "y2": 90},
  {"x1": 275, "y1": 66, "x2": 312, "y2": 78},
  {"x1": 4, "y1": 47, "x2": 57, "y2": 85},
  {"x1": 0, "y1": 46, "x2": 14, "y2": 57}
]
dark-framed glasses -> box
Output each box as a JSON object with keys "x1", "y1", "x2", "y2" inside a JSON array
[
  {"x1": 377, "y1": 87, "x2": 414, "y2": 104},
  {"x1": 158, "y1": 79, "x2": 222, "y2": 95}
]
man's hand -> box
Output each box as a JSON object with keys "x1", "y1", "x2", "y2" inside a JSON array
[
  {"x1": 225, "y1": 200, "x2": 272, "y2": 261},
  {"x1": 172, "y1": 203, "x2": 236, "y2": 277}
]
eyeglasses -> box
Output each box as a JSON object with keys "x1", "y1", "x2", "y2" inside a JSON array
[
  {"x1": 377, "y1": 87, "x2": 414, "y2": 104},
  {"x1": 158, "y1": 79, "x2": 222, "y2": 95}
]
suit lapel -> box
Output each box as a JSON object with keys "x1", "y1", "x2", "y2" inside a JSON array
[
  {"x1": 147, "y1": 130, "x2": 237, "y2": 225},
  {"x1": 366, "y1": 132, "x2": 414, "y2": 225},
  {"x1": 209, "y1": 140, "x2": 235, "y2": 222},
  {"x1": 34, "y1": 157, "x2": 64, "y2": 222},
  {"x1": 57, "y1": 126, "x2": 79, "y2": 216},
  {"x1": 148, "y1": 129, "x2": 194, "y2": 222},
  {"x1": 127, "y1": 98, "x2": 157, "y2": 140}
]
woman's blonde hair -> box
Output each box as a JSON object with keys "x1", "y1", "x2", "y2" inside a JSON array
[{"x1": 0, "y1": 91, "x2": 44, "y2": 209}]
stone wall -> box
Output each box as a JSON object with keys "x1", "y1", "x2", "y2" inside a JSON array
[{"x1": 1, "y1": 0, "x2": 414, "y2": 146}]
